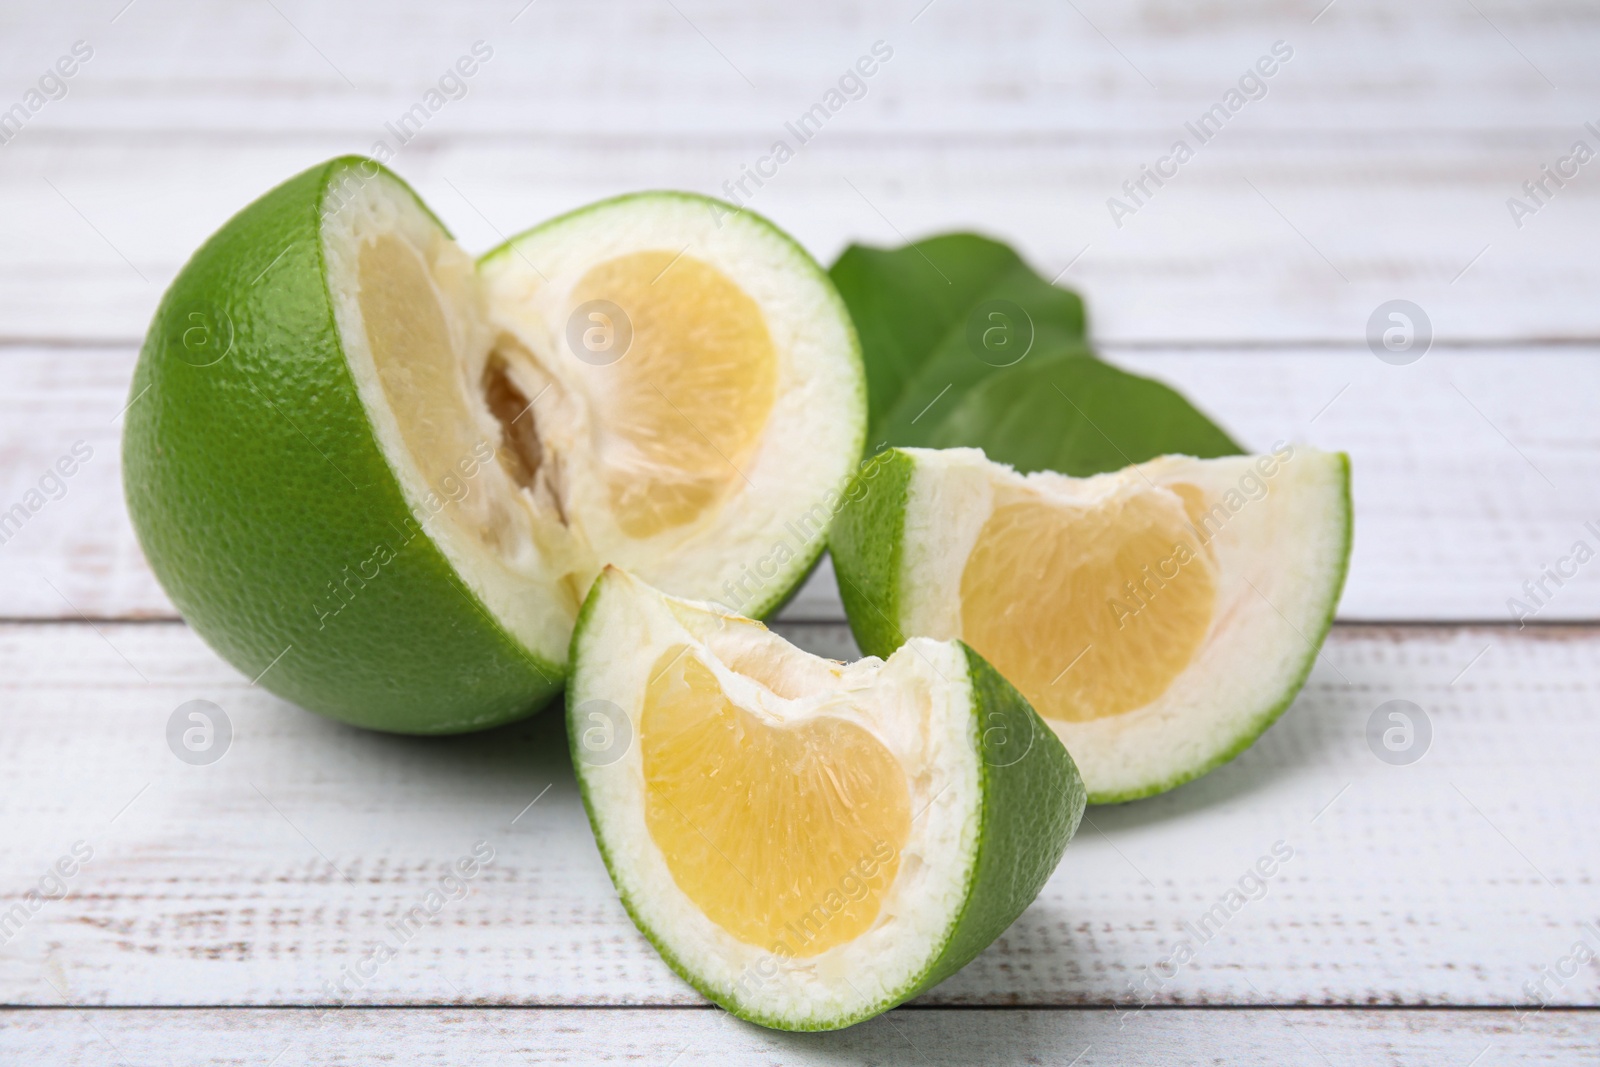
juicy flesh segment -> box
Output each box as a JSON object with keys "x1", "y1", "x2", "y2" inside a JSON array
[
  {"x1": 640, "y1": 646, "x2": 910, "y2": 957},
  {"x1": 571, "y1": 251, "x2": 778, "y2": 539},
  {"x1": 358, "y1": 235, "x2": 529, "y2": 557},
  {"x1": 357, "y1": 235, "x2": 780, "y2": 569},
  {"x1": 959, "y1": 485, "x2": 1217, "y2": 722}
]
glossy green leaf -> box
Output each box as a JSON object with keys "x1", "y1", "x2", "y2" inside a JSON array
[
  {"x1": 829, "y1": 234, "x2": 1086, "y2": 446},
  {"x1": 925, "y1": 351, "x2": 1243, "y2": 475},
  {"x1": 829, "y1": 233, "x2": 1242, "y2": 473}
]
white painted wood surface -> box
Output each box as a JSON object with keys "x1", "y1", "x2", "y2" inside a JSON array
[
  {"x1": 3, "y1": 1007, "x2": 1594, "y2": 1065},
  {"x1": 9, "y1": 135, "x2": 1597, "y2": 348},
  {"x1": 1, "y1": 622, "x2": 1594, "y2": 1010},
  {"x1": 3, "y1": 0, "x2": 1597, "y2": 1058},
  {"x1": 4, "y1": 343, "x2": 1597, "y2": 623},
  {"x1": 0, "y1": 0, "x2": 1595, "y2": 346}
]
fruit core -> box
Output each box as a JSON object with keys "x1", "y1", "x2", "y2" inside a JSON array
[
  {"x1": 356, "y1": 235, "x2": 779, "y2": 589},
  {"x1": 639, "y1": 645, "x2": 910, "y2": 956},
  {"x1": 959, "y1": 484, "x2": 1217, "y2": 722}
]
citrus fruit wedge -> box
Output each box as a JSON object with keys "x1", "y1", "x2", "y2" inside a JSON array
[
  {"x1": 567, "y1": 567, "x2": 1085, "y2": 1031},
  {"x1": 123, "y1": 157, "x2": 864, "y2": 733},
  {"x1": 829, "y1": 445, "x2": 1352, "y2": 803}
]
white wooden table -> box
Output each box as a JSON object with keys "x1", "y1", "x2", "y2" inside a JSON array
[{"x1": 3, "y1": 1, "x2": 1598, "y2": 1061}]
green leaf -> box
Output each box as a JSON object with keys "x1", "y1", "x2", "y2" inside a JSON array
[
  {"x1": 926, "y1": 351, "x2": 1243, "y2": 475},
  {"x1": 829, "y1": 234, "x2": 1086, "y2": 444},
  {"x1": 829, "y1": 233, "x2": 1242, "y2": 474}
]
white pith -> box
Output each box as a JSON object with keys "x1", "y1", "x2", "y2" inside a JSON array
[
  {"x1": 321, "y1": 168, "x2": 864, "y2": 666},
  {"x1": 893, "y1": 446, "x2": 1348, "y2": 801},
  {"x1": 570, "y1": 569, "x2": 982, "y2": 1029}
]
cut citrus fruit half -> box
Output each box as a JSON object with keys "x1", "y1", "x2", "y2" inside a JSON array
[
  {"x1": 829, "y1": 445, "x2": 1351, "y2": 803},
  {"x1": 123, "y1": 157, "x2": 864, "y2": 732},
  {"x1": 568, "y1": 567, "x2": 1085, "y2": 1031}
]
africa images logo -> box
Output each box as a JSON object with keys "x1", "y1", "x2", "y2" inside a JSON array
[{"x1": 1107, "y1": 41, "x2": 1294, "y2": 228}]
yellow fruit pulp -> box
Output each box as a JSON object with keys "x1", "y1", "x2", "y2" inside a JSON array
[
  {"x1": 959, "y1": 484, "x2": 1217, "y2": 723},
  {"x1": 640, "y1": 646, "x2": 910, "y2": 956},
  {"x1": 358, "y1": 236, "x2": 778, "y2": 552},
  {"x1": 359, "y1": 234, "x2": 529, "y2": 556},
  {"x1": 571, "y1": 250, "x2": 777, "y2": 539}
]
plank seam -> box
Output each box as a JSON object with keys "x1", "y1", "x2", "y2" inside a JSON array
[{"x1": 1, "y1": 1003, "x2": 1594, "y2": 1013}]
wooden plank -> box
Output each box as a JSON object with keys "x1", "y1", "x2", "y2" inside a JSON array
[
  {"x1": 0, "y1": 346, "x2": 163, "y2": 622},
  {"x1": 1, "y1": 1006, "x2": 1594, "y2": 1065},
  {"x1": 1, "y1": 134, "x2": 1594, "y2": 346},
  {"x1": 0, "y1": 0, "x2": 1594, "y2": 344},
  {"x1": 1114, "y1": 347, "x2": 1600, "y2": 622},
  {"x1": 1, "y1": 621, "x2": 1594, "y2": 1008},
  {"x1": 3, "y1": 0, "x2": 1587, "y2": 135},
  {"x1": 4, "y1": 343, "x2": 1596, "y2": 623},
  {"x1": 3, "y1": 0, "x2": 1591, "y2": 135}
]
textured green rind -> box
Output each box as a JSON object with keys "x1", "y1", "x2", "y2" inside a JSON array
[
  {"x1": 826, "y1": 448, "x2": 915, "y2": 658},
  {"x1": 901, "y1": 642, "x2": 1085, "y2": 996},
  {"x1": 484, "y1": 191, "x2": 868, "y2": 622},
  {"x1": 568, "y1": 573, "x2": 1084, "y2": 1032},
  {"x1": 123, "y1": 156, "x2": 562, "y2": 734},
  {"x1": 1086, "y1": 451, "x2": 1355, "y2": 804}
]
